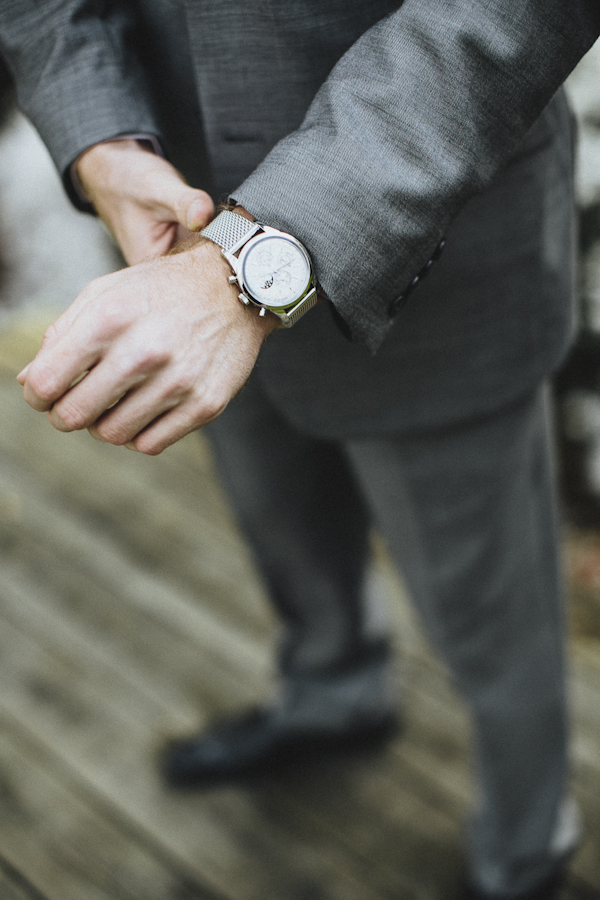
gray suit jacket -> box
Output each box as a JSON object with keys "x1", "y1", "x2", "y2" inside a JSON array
[{"x1": 1, "y1": 1, "x2": 599, "y2": 436}]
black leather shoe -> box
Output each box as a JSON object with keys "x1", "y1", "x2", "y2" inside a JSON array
[
  {"x1": 464, "y1": 865, "x2": 566, "y2": 900},
  {"x1": 161, "y1": 706, "x2": 399, "y2": 787}
]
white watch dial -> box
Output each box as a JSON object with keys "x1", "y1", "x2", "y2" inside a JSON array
[{"x1": 241, "y1": 235, "x2": 311, "y2": 306}]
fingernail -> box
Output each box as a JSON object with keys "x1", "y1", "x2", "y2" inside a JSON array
[
  {"x1": 124, "y1": 442, "x2": 138, "y2": 451},
  {"x1": 187, "y1": 198, "x2": 209, "y2": 230}
]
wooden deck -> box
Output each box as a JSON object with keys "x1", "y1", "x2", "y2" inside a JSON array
[{"x1": 1, "y1": 312, "x2": 600, "y2": 900}]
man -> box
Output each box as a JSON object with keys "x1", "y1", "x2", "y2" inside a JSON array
[{"x1": 1, "y1": 2, "x2": 599, "y2": 897}]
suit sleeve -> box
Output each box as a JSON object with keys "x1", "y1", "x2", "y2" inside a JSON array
[
  {"x1": 233, "y1": 0, "x2": 600, "y2": 350},
  {"x1": 0, "y1": 0, "x2": 161, "y2": 209}
]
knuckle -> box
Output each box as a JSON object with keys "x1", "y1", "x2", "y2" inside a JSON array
[
  {"x1": 91, "y1": 285, "x2": 138, "y2": 338},
  {"x1": 97, "y1": 300, "x2": 128, "y2": 338},
  {"x1": 133, "y1": 434, "x2": 164, "y2": 456},
  {"x1": 197, "y1": 391, "x2": 227, "y2": 424},
  {"x1": 142, "y1": 444, "x2": 164, "y2": 457},
  {"x1": 53, "y1": 398, "x2": 88, "y2": 431},
  {"x1": 94, "y1": 417, "x2": 130, "y2": 446},
  {"x1": 138, "y1": 347, "x2": 171, "y2": 375},
  {"x1": 163, "y1": 373, "x2": 192, "y2": 399},
  {"x1": 78, "y1": 276, "x2": 107, "y2": 308},
  {"x1": 202, "y1": 400, "x2": 225, "y2": 423},
  {"x1": 27, "y1": 368, "x2": 60, "y2": 405},
  {"x1": 41, "y1": 322, "x2": 59, "y2": 349},
  {"x1": 120, "y1": 346, "x2": 170, "y2": 380}
]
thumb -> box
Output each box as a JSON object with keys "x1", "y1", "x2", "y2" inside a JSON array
[{"x1": 169, "y1": 185, "x2": 215, "y2": 232}]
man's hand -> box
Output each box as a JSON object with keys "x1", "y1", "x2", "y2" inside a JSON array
[
  {"x1": 76, "y1": 140, "x2": 215, "y2": 264},
  {"x1": 16, "y1": 139, "x2": 273, "y2": 454},
  {"x1": 16, "y1": 241, "x2": 277, "y2": 454}
]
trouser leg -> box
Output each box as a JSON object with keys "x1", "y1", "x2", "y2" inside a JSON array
[
  {"x1": 204, "y1": 372, "x2": 394, "y2": 725},
  {"x1": 345, "y1": 385, "x2": 576, "y2": 896}
]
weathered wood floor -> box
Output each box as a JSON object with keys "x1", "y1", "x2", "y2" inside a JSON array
[{"x1": 1, "y1": 312, "x2": 600, "y2": 900}]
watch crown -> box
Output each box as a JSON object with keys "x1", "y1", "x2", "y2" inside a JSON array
[
  {"x1": 228, "y1": 275, "x2": 238, "y2": 284},
  {"x1": 259, "y1": 307, "x2": 267, "y2": 317},
  {"x1": 238, "y1": 293, "x2": 250, "y2": 306}
]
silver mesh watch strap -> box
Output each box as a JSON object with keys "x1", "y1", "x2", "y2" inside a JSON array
[
  {"x1": 200, "y1": 210, "x2": 259, "y2": 252},
  {"x1": 286, "y1": 290, "x2": 319, "y2": 326}
]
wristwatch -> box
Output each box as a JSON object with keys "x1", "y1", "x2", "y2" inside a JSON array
[{"x1": 200, "y1": 210, "x2": 318, "y2": 326}]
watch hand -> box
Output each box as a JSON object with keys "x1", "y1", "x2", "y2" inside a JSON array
[
  {"x1": 261, "y1": 262, "x2": 293, "y2": 292},
  {"x1": 265, "y1": 260, "x2": 293, "y2": 281}
]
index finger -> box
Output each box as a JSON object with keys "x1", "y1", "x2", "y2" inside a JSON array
[
  {"x1": 21, "y1": 302, "x2": 105, "y2": 411},
  {"x1": 16, "y1": 288, "x2": 97, "y2": 391},
  {"x1": 22, "y1": 343, "x2": 99, "y2": 412}
]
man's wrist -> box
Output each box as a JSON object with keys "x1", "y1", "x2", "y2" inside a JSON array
[
  {"x1": 75, "y1": 139, "x2": 155, "y2": 204},
  {"x1": 231, "y1": 204, "x2": 256, "y2": 223},
  {"x1": 189, "y1": 238, "x2": 280, "y2": 337}
]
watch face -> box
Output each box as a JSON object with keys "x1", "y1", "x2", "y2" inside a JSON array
[{"x1": 241, "y1": 235, "x2": 311, "y2": 307}]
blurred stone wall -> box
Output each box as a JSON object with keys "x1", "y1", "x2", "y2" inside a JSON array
[
  {"x1": 0, "y1": 113, "x2": 120, "y2": 322},
  {"x1": 0, "y1": 58, "x2": 119, "y2": 325}
]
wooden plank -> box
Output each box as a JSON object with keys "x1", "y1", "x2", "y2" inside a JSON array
[
  {"x1": 569, "y1": 643, "x2": 600, "y2": 890},
  {"x1": 570, "y1": 777, "x2": 600, "y2": 893},
  {"x1": 0, "y1": 714, "x2": 224, "y2": 900},
  {"x1": 564, "y1": 528, "x2": 600, "y2": 644},
  {"x1": 0, "y1": 472, "x2": 472, "y2": 900},
  {"x1": 0, "y1": 556, "x2": 264, "y2": 734},
  {"x1": 0, "y1": 876, "x2": 33, "y2": 900},
  {"x1": 0, "y1": 450, "x2": 272, "y2": 690},
  {"x1": 0, "y1": 859, "x2": 48, "y2": 900},
  {"x1": 0, "y1": 535, "x2": 415, "y2": 900},
  {"x1": 0, "y1": 378, "x2": 272, "y2": 638},
  {"x1": 0, "y1": 572, "x2": 467, "y2": 900},
  {"x1": 0, "y1": 505, "x2": 470, "y2": 900},
  {"x1": 0, "y1": 431, "x2": 472, "y2": 803}
]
